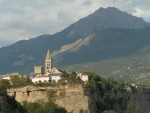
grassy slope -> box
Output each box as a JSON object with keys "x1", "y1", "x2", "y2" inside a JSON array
[{"x1": 64, "y1": 45, "x2": 150, "y2": 85}]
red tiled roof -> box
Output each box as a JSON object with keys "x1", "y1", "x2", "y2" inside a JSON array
[{"x1": 39, "y1": 74, "x2": 49, "y2": 78}]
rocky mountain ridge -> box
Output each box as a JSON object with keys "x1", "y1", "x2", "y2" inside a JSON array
[{"x1": 66, "y1": 7, "x2": 149, "y2": 39}]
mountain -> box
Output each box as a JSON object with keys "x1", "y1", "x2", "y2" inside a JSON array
[
  {"x1": 64, "y1": 28, "x2": 150, "y2": 84},
  {"x1": 64, "y1": 7, "x2": 149, "y2": 39},
  {"x1": 0, "y1": 7, "x2": 150, "y2": 77}
]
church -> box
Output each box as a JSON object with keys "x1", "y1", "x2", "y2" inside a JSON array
[{"x1": 32, "y1": 50, "x2": 61, "y2": 83}]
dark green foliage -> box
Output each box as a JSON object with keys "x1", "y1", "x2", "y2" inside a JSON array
[
  {"x1": 23, "y1": 100, "x2": 67, "y2": 113},
  {"x1": 10, "y1": 75, "x2": 26, "y2": 86},
  {"x1": 60, "y1": 71, "x2": 82, "y2": 85},
  {"x1": 26, "y1": 75, "x2": 32, "y2": 83},
  {"x1": 7, "y1": 96, "x2": 18, "y2": 111},
  {"x1": 23, "y1": 102, "x2": 41, "y2": 113},
  {"x1": 79, "y1": 109, "x2": 84, "y2": 113},
  {"x1": 85, "y1": 72, "x2": 101, "y2": 89},
  {"x1": 83, "y1": 72, "x2": 143, "y2": 113},
  {"x1": 125, "y1": 103, "x2": 141, "y2": 113},
  {"x1": 35, "y1": 81, "x2": 51, "y2": 87},
  {"x1": 96, "y1": 102, "x2": 107, "y2": 111},
  {"x1": 67, "y1": 72, "x2": 77, "y2": 84},
  {"x1": 0, "y1": 94, "x2": 26, "y2": 113},
  {"x1": 106, "y1": 96, "x2": 119, "y2": 108},
  {"x1": 0, "y1": 79, "x2": 10, "y2": 89},
  {"x1": 61, "y1": 71, "x2": 70, "y2": 78},
  {"x1": 10, "y1": 75, "x2": 32, "y2": 87},
  {"x1": 47, "y1": 89, "x2": 56, "y2": 101},
  {"x1": 79, "y1": 109, "x2": 88, "y2": 113},
  {"x1": 16, "y1": 103, "x2": 27, "y2": 113},
  {"x1": 103, "y1": 110, "x2": 116, "y2": 113}
]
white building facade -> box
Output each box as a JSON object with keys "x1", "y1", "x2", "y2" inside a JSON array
[
  {"x1": 50, "y1": 74, "x2": 61, "y2": 82},
  {"x1": 77, "y1": 73, "x2": 89, "y2": 82},
  {"x1": 32, "y1": 74, "x2": 49, "y2": 83}
]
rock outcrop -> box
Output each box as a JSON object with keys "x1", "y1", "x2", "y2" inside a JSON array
[
  {"x1": 7, "y1": 85, "x2": 91, "y2": 113},
  {"x1": 7, "y1": 85, "x2": 150, "y2": 113}
]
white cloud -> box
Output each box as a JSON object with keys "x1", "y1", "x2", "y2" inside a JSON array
[
  {"x1": 0, "y1": 0, "x2": 150, "y2": 47},
  {"x1": 133, "y1": 7, "x2": 150, "y2": 22}
]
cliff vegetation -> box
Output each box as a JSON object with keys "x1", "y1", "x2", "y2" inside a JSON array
[{"x1": 0, "y1": 72, "x2": 150, "y2": 113}]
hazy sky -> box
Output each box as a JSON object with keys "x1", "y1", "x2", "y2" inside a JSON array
[{"x1": 0, "y1": 0, "x2": 150, "y2": 47}]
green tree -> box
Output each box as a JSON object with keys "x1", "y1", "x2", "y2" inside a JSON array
[
  {"x1": 79, "y1": 109, "x2": 84, "y2": 113},
  {"x1": 68, "y1": 72, "x2": 77, "y2": 84},
  {"x1": 10, "y1": 75, "x2": 26, "y2": 87},
  {"x1": 47, "y1": 89, "x2": 56, "y2": 101},
  {"x1": 125, "y1": 103, "x2": 141, "y2": 113},
  {"x1": 26, "y1": 75, "x2": 32, "y2": 84},
  {"x1": 125, "y1": 103, "x2": 134, "y2": 113},
  {"x1": 61, "y1": 71, "x2": 69, "y2": 79},
  {"x1": 103, "y1": 110, "x2": 116, "y2": 113},
  {"x1": 0, "y1": 111, "x2": 5, "y2": 113},
  {"x1": 79, "y1": 109, "x2": 88, "y2": 113},
  {"x1": 23, "y1": 102, "x2": 41, "y2": 113},
  {"x1": 0, "y1": 79, "x2": 10, "y2": 89},
  {"x1": 23, "y1": 100, "x2": 67, "y2": 113}
]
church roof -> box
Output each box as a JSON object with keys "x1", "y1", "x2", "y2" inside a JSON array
[
  {"x1": 39, "y1": 75, "x2": 49, "y2": 78},
  {"x1": 46, "y1": 49, "x2": 51, "y2": 58}
]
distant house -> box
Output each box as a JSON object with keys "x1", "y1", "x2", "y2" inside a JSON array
[
  {"x1": 1, "y1": 76, "x2": 11, "y2": 81},
  {"x1": 125, "y1": 85, "x2": 132, "y2": 92},
  {"x1": 1, "y1": 73, "x2": 21, "y2": 81},
  {"x1": 50, "y1": 74, "x2": 61, "y2": 83},
  {"x1": 77, "y1": 73, "x2": 89, "y2": 82},
  {"x1": 32, "y1": 74, "x2": 49, "y2": 83}
]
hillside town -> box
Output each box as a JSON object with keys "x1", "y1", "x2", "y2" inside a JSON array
[
  {"x1": 0, "y1": 50, "x2": 149, "y2": 113},
  {"x1": 0, "y1": 50, "x2": 89, "y2": 84},
  {"x1": 32, "y1": 50, "x2": 89, "y2": 83}
]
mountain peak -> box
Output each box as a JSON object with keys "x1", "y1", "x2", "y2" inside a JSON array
[
  {"x1": 65, "y1": 7, "x2": 150, "y2": 39},
  {"x1": 96, "y1": 7, "x2": 120, "y2": 12}
]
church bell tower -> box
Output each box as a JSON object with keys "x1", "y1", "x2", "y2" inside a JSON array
[{"x1": 45, "y1": 50, "x2": 52, "y2": 73}]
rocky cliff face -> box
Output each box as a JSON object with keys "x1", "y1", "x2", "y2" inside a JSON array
[
  {"x1": 7, "y1": 85, "x2": 48, "y2": 103},
  {"x1": 7, "y1": 85, "x2": 91, "y2": 113},
  {"x1": 7, "y1": 85, "x2": 150, "y2": 113}
]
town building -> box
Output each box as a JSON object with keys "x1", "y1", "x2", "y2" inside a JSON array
[
  {"x1": 32, "y1": 74, "x2": 49, "y2": 83},
  {"x1": 51, "y1": 67, "x2": 61, "y2": 74},
  {"x1": 77, "y1": 73, "x2": 89, "y2": 82},
  {"x1": 45, "y1": 50, "x2": 52, "y2": 73},
  {"x1": 34, "y1": 66, "x2": 43, "y2": 74},
  {"x1": 50, "y1": 73, "x2": 61, "y2": 83},
  {"x1": 32, "y1": 50, "x2": 61, "y2": 83}
]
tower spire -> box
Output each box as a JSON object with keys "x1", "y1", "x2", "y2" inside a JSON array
[
  {"x1": 45, "y1": 49, "x2": 52, "y2": 73},
  {"x1": 46, "y1": 50, "x2": 51, "y2": 58}
]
